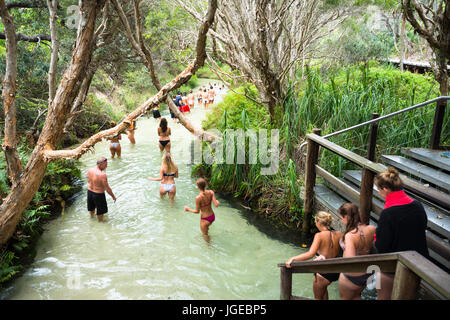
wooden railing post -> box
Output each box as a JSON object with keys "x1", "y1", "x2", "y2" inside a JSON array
[
  {"x1": 430, "y1": 98, "x2": 446, "y2": 150},
  {"x1": 360, "y1": 113, "x2": 379, "y2": 225},
  {"x1": 280, "y1": 266, "x2": 292, "y2": 300},
  {"x1": 302, "y1": 129, "x2": 321, "y2": 234},
  {"x1": 391, "y1": 261, "x2": 421, "y2": 300}
]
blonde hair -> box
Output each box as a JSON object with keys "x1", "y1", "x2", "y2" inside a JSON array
[
  {"x1": 315, "y1": 211, "x2": 332, "y2": 229},
  {"x1": 162, "y1": 152, "x2": 178, "y2": 174},
  {"x1": 375, "y1": 166, "x2": 402, "y2": 192}
]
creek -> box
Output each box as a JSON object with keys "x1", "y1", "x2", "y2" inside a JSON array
[{"x1": 1, "y1": 83, "x2": 341, "y2": 300}]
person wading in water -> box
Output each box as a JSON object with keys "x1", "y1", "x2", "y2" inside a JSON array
[
  {"x1": 86, "y1": 157, "x2": 117, "y2": 222},
  {"x1": 184, "y1": 178, "x2": 220, "y2": 243}
]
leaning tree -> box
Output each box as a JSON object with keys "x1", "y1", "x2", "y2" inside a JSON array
[{"x1": 0, "y1": 0, "x2": 218, "y2": 246}]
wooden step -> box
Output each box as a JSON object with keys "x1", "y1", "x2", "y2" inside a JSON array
[
  {"x1": 402, "y1": 148, "x2": 450, "y2": 172},
  {"x1": 381, "y1": 155, "x2": 450, "y2": 191},
  {"x1": 314, "y1": 184, "x2": 377, "y2": 231},
  {"x1": 342, "y1": 170, "x2": 450, "y2": 240},
  {"x1": 314, "y1": 184, "x2": 450, "y2": 271},
  {"x1": 343, "y1": 170, "x2": 450, "y2": 212}
]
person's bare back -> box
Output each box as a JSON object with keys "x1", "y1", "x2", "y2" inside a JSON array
[{"x1": 87, "y1": 167, "x2": 107, "y2": 193}]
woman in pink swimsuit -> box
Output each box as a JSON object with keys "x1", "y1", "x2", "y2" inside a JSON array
[{"x1": 184, "y1": 178, "x2": 220, "y2": 242}]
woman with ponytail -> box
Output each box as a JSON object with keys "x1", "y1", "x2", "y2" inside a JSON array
[
  {"x1": 337, "y1": 203, "x2": 376, "y2": 300},
  {"x1": 285, "y1": 211, "x2": 342, "y2": 300},
  {"x1": 374, "y1": 166, "x2": 428, "y2": 300}
]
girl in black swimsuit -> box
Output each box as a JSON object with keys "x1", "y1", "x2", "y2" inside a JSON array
[
  {"x1": 337, "y1": 203, "x2": 376, "y2": 300},
  {"x1": 158, "y1": 118, "x2": 171, "y2": 153},
  {"x1": 152, "y1": 104, "x2": 161, "y2": 120},
  {"x1": 285, "y1": 211, "x2": 342, "y2": 300}
]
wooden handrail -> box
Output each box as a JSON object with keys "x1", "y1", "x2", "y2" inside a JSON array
[
  {"x1": 307, "y1": 133, "x2": 450, "y2": 209},
  {"x1": 277, "y1": 252, "x2": 399, "y2": 273},
  {"x1": 277, "y1": 251, "x2": 450, "y2": 300}
]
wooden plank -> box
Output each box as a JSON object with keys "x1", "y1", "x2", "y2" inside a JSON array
[
  {"x1": 280, "y1": 266, "x2": 292, "y2": 300},
  {"x1": 302, "y1": 129, "x2": 321, "y2": 233},
  {"x1": 381, "y1": 155, "x2": 450, "y2": 191},
  {"x1": 342, "y1": 170, "x2": 450, "y2": 239},
  {"x1": 344, "y1": 169, "x2": 450, "y2": 211},
  {"x1": 391, "y1": 261, "x2": 421, "y2": 300},
  {"x1": 402, "y1": 148, "x2": 450, "y2": 172},
  {"x1": 306, "y1": 133, "x2": 386, "y2": 173},
  {"x1": 398, "y1": 251, "x2": 450, "y2": 299},
  {"x1": 316, "y1": 182, "x2": 450, "y2": 270},
  {"x1": 277, "y1": 253, "x2": 399, "y2": 274}
]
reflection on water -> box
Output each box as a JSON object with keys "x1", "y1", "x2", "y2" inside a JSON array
[{"x1": 1, "y1": 85, "x2": 340, "y2": 300}]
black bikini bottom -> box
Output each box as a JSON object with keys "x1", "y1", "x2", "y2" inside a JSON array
[{"x1": 159, "y1": 140, "x2": 170, "y2": 147}]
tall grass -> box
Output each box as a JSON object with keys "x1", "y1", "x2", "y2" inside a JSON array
[{"x1": 195, "y1": 62, "x2": 444, "y2": 227}]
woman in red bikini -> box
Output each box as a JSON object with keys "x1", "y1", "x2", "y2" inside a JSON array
[{"x1": 184, "y1": 178, "x2": 220, "y2": 241}]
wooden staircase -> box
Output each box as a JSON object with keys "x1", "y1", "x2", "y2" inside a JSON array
[
  {"x1": 315, "y1": 147, "x2": 450, "y2": 271},
  {"x1": 278, "y1": 97, "x2": 449, "y2": 300}
]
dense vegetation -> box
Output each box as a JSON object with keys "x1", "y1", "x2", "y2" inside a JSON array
[
  {"x1": 0, "y1": 0, "x2": 448, "y2": 287},
  {"x1": 196, "y1": 62, "x2": 445, "y2": 230}
]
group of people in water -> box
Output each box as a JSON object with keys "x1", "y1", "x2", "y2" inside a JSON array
[
  {"x1": 285, "y1": 166, "x2": 428, "y2": 300},
  {"x1": 87, "y1": 82, "x2": 429, "y2": 299},
  {"x1": 87, "y1": 84, "x2": 222, "y2": 240}
]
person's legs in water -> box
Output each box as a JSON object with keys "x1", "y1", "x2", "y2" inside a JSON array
[
  {"x1": 164, "y1": 141, "x2": 171, "y2": 153},
  {"x1": 90, "y1": 210, "x2": 95, "y2": 218},
  {"x1": 116, "y1": 145, "x2": 122, "y2": 158},
  {"x1": 200, "y1": 220, "x2": 211, "y2": 243},
  {"x1": 313, "y1": 274, "x2": 331, "y2": 300},
  {"x1": 109, "y1": 145, "x2": 116, "y2": 159},
  {"x1": 168, "y1": 185, "x2": 176, "y2": 203},
  {"x1": 159, "y1": 185, "x2": 167, "y2": 199}
]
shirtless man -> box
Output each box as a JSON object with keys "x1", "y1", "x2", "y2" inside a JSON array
[{"x1": 86, "y1": 157, "x2": 117, "y2": 222}]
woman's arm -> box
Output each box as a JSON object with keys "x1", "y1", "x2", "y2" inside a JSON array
[
  {"x1": 286, "y1": 233, "x2": 321, "y2": 267},
  {"x1": 148, "y1": 167, "x2": 164, "y2": 181},
  {"x1": 211, "y1": 190, "x2": 220, "y2": 207},
  {"x1": 184, "y1": 196, "x2": 200, "y2": 214}
]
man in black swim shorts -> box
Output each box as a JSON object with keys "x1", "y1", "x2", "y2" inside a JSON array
[{"x1": 86, "y1": 157, "x2": 117, "y2": 222}]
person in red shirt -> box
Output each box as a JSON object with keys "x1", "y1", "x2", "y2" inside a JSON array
[{"x1": 374, "y1": 166, "x2": 428, "y2": 300}]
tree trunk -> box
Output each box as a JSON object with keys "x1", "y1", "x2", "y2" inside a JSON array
[
  {"x1": 0, "y1": 0, "x2": 103, "y2": 246},
  {"x1": 0, "y1": 0, "x2": 218, "y2": 246},
  {"x1": 47, "y1": 0, "x2": 59, "y2": 103},
  {"x1": 0, "y1": 0, "x2": 23, "y2": 186},
  {"x1": 111, "y1": 0, "x2": 217, "y2": 142}
]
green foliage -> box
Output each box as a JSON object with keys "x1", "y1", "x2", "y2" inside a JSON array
[
  {"x1": 0, "y1": 251, "x2": 22, "y2": 283},
  {"x1": 293, "y1": 62, "x2": 441, "y2": 175},
  {"x1": 202, "y1": 84, "x2": 270, "y2": 131}
]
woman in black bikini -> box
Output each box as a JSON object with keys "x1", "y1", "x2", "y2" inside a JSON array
[
  {"x1": 338, "y1": 203, "x2": 376, "y2": 300},
  {"x1": 158, "y1": 118, "x2": 171, "y2": 153},
  {"x1": 184, "y1": 178, "x2": 220, "y2": 243},
  {"x1": 285, "y1": 211, "x2": 342, "y2": 300}
]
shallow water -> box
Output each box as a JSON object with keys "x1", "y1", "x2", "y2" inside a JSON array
[{"x1": 1, "y1": 85, "x2": 340, "y2": 300}]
